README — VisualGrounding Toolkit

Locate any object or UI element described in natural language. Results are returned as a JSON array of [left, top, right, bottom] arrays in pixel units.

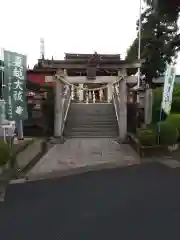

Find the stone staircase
[[64, 103, 119, 138]]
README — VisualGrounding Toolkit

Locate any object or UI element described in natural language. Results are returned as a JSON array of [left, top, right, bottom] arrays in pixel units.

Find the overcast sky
[[0, 0, 180, 73]]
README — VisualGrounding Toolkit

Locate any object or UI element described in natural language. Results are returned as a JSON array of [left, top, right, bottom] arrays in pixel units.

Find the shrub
[[136, 127, 156, 146], [0, 141, 11, 166], [171, 97, 180, 113], [152, 85, 180, 123], [158, 121, 179, 145], [166, 114, 180, 132]]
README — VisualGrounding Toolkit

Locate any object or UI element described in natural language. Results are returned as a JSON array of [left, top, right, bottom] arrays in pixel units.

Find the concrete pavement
[[27, 138, 140, 180], [1, 162, 180, 239]]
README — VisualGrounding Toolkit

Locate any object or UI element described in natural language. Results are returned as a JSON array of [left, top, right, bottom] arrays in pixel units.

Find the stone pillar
[[79, 84, 84, 102], [119, 77, 127, 141], [144, 88, 153, 125], [54, 79, 63, 137], [107, 83, 112, 103]]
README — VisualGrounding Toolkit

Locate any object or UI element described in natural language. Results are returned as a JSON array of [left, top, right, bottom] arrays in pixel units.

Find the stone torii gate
[[54, 69, 129, 140], [33, 53, 144, 140]]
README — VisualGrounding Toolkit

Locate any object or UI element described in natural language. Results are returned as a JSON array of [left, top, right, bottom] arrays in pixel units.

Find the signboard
[[0, 100, 6, 124], [3, 50, 28, 120], [161, 64, 176, 115]]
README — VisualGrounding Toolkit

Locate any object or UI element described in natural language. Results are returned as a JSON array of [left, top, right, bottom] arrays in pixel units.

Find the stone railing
[[61, 84, 71, 135], [54, 72, 72, 138], [112, 81, 121, 136]]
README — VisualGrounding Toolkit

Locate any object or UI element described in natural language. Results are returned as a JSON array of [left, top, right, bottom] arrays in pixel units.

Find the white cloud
[[0, 0, 179, 73]]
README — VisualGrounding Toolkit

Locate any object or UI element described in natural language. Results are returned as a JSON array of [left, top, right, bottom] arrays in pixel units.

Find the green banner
[[0, 100, 6, 124], [161, 64, 176, 115], [3, 50, 28, 120]]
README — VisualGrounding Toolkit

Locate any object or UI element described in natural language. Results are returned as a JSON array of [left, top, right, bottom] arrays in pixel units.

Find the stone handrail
[[112, 82, 120, 136], [61, 84, 71, 136]]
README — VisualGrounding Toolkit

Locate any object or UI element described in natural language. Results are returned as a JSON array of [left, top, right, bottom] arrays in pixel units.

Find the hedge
[[166, 114, 180, 132], [136, 121, 179, 146], [158, 121, 179, 145], [152, 85, 180, 123], [0, 141, 11, 166], [171, 97, 180, 113], [136, 127, 156, 146]]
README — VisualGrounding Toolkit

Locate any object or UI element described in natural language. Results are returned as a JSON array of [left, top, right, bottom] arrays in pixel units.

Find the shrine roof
[[31, 52, 144, 74], [35, 59, 143, 68], [64, 53, 121, 61]]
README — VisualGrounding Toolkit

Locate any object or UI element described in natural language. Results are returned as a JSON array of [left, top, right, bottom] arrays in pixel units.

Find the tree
[[126, 7, 180, 86], [144, 0, 180, 22]]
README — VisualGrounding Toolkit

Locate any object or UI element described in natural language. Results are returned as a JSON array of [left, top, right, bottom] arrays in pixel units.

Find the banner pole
[[137, 0, 142, 104], [157, 108, 163, 145], [1, 48, 4, 99], [17, 120, 24, 140]]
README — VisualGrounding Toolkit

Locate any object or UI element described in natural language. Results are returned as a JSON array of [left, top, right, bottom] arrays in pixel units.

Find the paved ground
[[16, 139, 43, 170], [27, 138, 140, 179], [1, 162, 180, 239]]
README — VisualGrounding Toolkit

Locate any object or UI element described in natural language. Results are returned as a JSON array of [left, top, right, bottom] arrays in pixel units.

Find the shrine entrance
[[71, 83, 109, 103], [33, 52, 143, 140], [83, 83, 108, 103]]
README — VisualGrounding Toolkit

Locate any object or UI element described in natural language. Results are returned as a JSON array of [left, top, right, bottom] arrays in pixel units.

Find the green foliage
[[152, 85, 180, 123], [166, 114, 180, 132], [144, 0, 180, 22], [171, 97, 180, 113], [0, 141, 11, 166], [158, 121, 179, 145], [137, 127, 156, 146], [126, 5, 180, 84], [137, 120, 179, 146]]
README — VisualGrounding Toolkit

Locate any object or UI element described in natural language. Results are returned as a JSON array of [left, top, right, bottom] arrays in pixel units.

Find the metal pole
[[17, 120, 24, 140], [1, 48, 4, 99], [137, 0, 142, 103]]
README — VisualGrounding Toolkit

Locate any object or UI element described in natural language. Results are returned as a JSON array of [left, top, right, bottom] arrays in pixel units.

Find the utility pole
[[137, 0, 142, 103]]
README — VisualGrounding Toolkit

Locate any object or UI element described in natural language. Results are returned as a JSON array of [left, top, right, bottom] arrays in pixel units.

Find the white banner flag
[[161, 64, 176, 115]]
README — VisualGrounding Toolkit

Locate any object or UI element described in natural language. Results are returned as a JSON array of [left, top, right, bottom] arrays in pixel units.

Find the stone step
[[66, 124, 118, 128], [68, 114, 116, 117], [65, 122, 118, 129], [65, 102, 118, 138], [69, 105, 115, 113], [66, 118, 117, 125], [68, 118, 116, 122], [65, 132, 118, 137], [70, 103, 113, 107], [67, 112, 116, 117], [65, 128, 118, 133], [65, 135, 118, 138], [69, 108, 115, 112]]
